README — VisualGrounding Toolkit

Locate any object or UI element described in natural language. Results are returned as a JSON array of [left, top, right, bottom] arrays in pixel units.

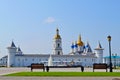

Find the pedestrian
[[46, 66, 49, 72], [81, 66, 84, 72]]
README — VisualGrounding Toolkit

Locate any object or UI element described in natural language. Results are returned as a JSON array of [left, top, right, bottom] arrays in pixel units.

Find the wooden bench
[[93, 63, 108, 72], [31, 63, 45, 72], [45, 65, 82, 72]]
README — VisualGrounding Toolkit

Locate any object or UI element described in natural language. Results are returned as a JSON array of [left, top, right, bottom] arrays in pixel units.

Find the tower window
[[58, 43, 60, 47], [58, 51, 60, 55]]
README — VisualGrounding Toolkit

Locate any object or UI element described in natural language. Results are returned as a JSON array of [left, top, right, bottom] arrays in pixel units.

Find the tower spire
[[11, 41, 16, 48], [77, 34, 84, 46], [95, 41, 104, 50], [54, 28, 61, 39], [86, 42, 92, 52], [56, 28, 59, 35], [98, 41, 102, 48], [78, 34, 81, 41]]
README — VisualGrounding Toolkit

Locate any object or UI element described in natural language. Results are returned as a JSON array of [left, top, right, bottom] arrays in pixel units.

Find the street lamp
[[107, 35, 113, 72]]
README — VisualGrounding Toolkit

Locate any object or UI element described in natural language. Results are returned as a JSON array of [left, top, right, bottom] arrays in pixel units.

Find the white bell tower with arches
[[53, 28, 63, 55]]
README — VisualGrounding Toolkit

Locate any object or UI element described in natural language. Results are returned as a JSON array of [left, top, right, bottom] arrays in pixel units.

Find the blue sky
[[0, 0, 120, 58]]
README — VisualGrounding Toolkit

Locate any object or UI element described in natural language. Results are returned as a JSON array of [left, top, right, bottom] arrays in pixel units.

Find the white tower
[[53, 28, 63, 55], [7, 41, 17, 67], [94, 42, 104, 63]]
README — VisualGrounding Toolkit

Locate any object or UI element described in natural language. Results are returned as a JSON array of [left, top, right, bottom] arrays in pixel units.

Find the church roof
[[11, 41, 16, 48], [86, 42, 92, 53], [95, 42, 104, 50], [17, 47, 22, 52]]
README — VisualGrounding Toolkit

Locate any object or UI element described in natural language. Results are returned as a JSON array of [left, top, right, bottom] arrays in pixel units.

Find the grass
[[5, 72, 120, 77]]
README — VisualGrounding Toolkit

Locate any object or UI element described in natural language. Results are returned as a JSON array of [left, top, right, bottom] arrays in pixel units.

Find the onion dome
[[71, 42, 74, 49], [77, 35, 84, 46], [54, 28, 61, 39], [75, 41, 78, 48]]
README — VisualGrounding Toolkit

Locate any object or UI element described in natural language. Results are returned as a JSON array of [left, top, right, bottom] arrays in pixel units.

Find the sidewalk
[[0, 77, 120, 80]]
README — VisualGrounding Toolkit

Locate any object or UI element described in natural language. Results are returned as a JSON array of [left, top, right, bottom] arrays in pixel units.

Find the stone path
[[0, 77, 120, 80]]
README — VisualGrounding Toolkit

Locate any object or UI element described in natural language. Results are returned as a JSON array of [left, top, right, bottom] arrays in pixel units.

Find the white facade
[[0, 29, 104, 67]]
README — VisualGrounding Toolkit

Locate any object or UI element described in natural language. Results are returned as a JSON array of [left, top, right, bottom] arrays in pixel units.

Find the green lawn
[[5, 72, 120, 77]]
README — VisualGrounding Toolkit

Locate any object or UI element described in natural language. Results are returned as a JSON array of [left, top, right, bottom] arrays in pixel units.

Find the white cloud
[[44, 17, 55, 24]]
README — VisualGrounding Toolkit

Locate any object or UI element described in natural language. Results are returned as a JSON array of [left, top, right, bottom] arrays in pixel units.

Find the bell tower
[[94, 42, 104, 63], [53, 28, 63, 55]]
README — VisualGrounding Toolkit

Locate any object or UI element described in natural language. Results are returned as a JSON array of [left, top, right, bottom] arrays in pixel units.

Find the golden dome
[[77, 35, 84, 46], [54, 34, 61, 39], [54, 28, 61, 39]]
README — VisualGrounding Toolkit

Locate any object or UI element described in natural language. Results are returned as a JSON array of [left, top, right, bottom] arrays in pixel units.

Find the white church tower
[[94, 42, 104, 63], [7, 41, 17, 67], [53, 28, 63, 55]]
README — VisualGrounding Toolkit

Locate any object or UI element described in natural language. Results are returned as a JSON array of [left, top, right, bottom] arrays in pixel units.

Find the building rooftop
[[104, 56, 120, 59]]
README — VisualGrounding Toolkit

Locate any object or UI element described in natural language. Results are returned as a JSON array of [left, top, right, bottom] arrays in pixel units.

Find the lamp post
[[115, 54, 117, 68], [107, 35, 113, 72]]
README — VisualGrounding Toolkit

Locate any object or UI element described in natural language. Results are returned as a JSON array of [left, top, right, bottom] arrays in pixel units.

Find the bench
[[93, 63, 108, 72], [45, 65, 82, 72], [31, 63, 45, 72]]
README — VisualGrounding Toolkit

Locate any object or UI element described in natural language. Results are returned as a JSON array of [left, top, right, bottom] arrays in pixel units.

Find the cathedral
[[0, 28, 104, 67]]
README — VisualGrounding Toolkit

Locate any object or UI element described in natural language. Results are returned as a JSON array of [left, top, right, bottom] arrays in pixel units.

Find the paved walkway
[[0, 77, 120, 80], [0, 67, 30, 75], [0, 67, 120, 80]]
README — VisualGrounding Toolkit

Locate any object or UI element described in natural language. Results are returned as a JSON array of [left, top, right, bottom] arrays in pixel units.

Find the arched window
[[58, 51, 60, 55], [58, 43, 60, 47]]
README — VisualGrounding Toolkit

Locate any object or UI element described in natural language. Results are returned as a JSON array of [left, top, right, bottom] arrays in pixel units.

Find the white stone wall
[[12, 54, 98, 67]]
